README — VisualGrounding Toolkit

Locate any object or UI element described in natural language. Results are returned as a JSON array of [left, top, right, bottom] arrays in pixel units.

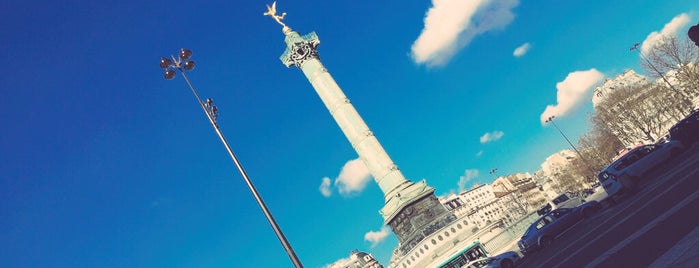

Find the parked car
[[597, 140, 684, 198], [462, 251, 520, 268], [518, 201, 601, 255], [581, 185, 609, 204], [669, 109, 699, 145], [536, 192, 584, 216]]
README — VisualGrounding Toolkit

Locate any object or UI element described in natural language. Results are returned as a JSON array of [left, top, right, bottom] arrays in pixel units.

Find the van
[[536, 192, 583, 216]]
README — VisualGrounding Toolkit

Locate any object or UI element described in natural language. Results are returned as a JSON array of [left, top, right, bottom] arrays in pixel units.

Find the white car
[[581, 185, 609, 204], [536, 192, 584, 216], [597, 140, 684, 198], [462, 251, 520, 268]]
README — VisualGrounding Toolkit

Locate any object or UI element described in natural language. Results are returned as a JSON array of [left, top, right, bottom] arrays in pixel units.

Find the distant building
[[327, 250, 383, 268], [459, 184, 497, 208], [440, 183, 529, 229], [531, 170, 557, 200], [492, 173, 546, 213], [592, 69, 647, 107], [592, 69, 699, 147], [539, 150, 576, 195]]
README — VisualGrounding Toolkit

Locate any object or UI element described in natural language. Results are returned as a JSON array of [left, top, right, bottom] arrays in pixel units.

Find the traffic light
[[689, 23, 699, 47]]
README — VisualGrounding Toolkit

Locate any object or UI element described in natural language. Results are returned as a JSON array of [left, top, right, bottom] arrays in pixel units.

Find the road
[[516, 145, 699, 268]]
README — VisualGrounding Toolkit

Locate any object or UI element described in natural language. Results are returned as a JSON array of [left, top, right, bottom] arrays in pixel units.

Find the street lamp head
[[183, 60, 196, 71], [160, 57, 174, 69], [160, 49, 195, 80], [630, 43, 640, 51], [164, 69, 176, 80], [179, 48, 193, 61]]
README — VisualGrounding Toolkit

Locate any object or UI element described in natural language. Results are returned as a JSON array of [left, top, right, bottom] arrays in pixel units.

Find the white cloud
[[364, 226, 391, 248], [540, 69, 604, 124], [476, 150, 484, 157], [411, 0, 519, 67], [458, 169, 479, 192], [317, 158, 372, 197], [480, 131, 504, 144], [641, 13, 691, 55], [335, 158, 372, 197], [513, 42, 531, 57], [319, 177, 332, 197]]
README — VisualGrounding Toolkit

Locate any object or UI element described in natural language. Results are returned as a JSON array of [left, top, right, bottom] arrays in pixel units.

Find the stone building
[[327, 250, 383, 268]]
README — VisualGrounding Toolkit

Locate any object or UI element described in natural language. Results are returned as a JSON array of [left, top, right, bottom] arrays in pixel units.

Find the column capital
[[280, 31, 320, 68]]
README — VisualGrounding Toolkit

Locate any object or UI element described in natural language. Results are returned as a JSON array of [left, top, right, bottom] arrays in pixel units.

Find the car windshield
[[597, 172, 609, 182], [552, 208, 570, 218], [537, 203, 552, 215], [553, 194, 569, 205]]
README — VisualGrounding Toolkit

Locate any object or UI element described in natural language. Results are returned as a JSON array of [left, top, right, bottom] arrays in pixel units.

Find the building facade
[[327, 250, 383, 268]]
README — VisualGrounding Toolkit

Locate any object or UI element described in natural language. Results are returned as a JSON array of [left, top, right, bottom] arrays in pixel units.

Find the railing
[[481, 212, 540, 254]]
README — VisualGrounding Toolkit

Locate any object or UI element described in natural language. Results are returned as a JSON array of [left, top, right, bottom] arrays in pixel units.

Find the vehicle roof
[[554, 193, 570, 198], [611, 144, 644, 162], [605, 143, 652, 169]]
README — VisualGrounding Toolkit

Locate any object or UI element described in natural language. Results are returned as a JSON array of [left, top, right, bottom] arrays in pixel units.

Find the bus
[[437, 241, 489, 268]]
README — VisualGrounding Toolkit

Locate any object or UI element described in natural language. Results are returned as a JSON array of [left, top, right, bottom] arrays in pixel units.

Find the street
[[516, 145, 699, 267]]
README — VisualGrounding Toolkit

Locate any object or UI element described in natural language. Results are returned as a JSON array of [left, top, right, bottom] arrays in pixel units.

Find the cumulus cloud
[[480, 131, 504, 144], [458, 169, 479, 192], [319, 177, 332, 197], [411, 0, 519, 67], [540, 69, 604, 124], [513, 42, 531, 57], [641, 13, 691, 54], [318, 158, 372, 198], [364, 226, 391, 248], [335, 158, 372, 196]]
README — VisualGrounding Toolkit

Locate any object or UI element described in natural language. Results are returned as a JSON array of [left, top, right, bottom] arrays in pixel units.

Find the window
[[552, 208, 570, 218], [640, 145, 656, 156], [536, 216, 554, 230], [535, 219, 546, 229]]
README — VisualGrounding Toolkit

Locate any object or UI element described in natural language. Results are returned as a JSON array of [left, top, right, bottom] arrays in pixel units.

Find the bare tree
[[594, 83, 666, 144], [578, 124, 624, 171], [642, 35, 699, 109], [559, 36, 699, 184]]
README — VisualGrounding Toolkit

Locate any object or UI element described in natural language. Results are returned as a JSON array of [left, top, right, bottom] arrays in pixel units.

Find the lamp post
[[544, 116, 596, 181], [629, 43, 692, 108], [159, 49, 303, 268]]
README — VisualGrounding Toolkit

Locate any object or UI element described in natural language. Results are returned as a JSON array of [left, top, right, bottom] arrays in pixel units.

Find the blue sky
[[1, 0, 698, 267]]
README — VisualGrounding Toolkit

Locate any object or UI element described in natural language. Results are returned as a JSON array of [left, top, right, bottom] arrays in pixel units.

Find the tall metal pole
[[160, 50, 303, 268], [545, 116, 597, 181]]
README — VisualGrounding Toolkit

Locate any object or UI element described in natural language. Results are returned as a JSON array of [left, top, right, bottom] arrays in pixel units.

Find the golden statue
[[264, 1, 287, 28]]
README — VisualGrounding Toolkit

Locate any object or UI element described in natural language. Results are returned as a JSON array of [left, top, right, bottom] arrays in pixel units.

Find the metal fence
[[481, 212, 540, 254]]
